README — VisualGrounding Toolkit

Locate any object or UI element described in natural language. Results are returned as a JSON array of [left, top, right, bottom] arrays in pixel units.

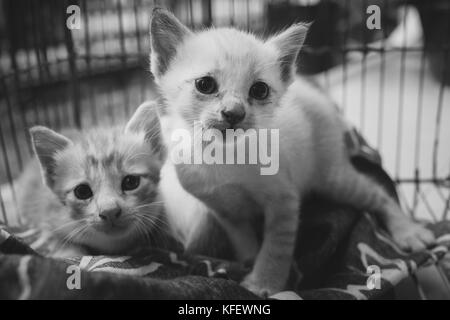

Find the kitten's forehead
[[83, 129, 154, 170], [173, 28, 278, 79], [54, 128, 158, 189], [84, 129, 127, 163]]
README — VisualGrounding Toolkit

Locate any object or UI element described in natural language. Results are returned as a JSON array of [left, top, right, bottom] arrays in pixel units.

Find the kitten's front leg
[[378, 198, 435, 252], [241, 196, 299, 297]]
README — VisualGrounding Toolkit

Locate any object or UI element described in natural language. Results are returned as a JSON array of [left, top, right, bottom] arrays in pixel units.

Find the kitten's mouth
[[219, 125, 248, 138], [202, 121, 246, 136]]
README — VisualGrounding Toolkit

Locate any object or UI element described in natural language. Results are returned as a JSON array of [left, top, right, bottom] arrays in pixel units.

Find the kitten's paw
[[391, 222, 436, 252], [240, 280, 271, 298], [240, 275, 281, 298]]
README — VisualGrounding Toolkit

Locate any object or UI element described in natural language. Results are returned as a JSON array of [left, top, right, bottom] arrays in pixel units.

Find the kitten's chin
[[72, 223, 138, 254], [91, 222, 129, 235]]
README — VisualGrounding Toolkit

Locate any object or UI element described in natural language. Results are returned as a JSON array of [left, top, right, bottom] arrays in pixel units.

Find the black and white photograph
[[0, 0, 449, 304]]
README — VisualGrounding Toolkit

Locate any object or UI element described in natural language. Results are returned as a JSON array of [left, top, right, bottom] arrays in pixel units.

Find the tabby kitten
[[19, 102, 166, 256]]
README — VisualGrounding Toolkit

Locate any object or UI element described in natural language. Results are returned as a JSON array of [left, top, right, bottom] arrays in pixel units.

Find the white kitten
[[151, 9, 435, 296]]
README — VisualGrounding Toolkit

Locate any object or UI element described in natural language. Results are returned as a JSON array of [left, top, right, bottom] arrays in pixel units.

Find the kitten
[[18, 101, 166, 257], [150, 9, 436, 296]]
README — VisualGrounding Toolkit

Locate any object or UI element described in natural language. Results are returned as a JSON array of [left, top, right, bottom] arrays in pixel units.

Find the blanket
[[1, 129, 450, 300]]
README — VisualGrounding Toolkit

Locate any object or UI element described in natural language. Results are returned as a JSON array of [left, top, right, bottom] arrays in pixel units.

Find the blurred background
[[0, 0, 449, 225]]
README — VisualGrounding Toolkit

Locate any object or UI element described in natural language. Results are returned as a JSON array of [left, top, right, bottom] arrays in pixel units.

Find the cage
[[0, 0, 449, 228]]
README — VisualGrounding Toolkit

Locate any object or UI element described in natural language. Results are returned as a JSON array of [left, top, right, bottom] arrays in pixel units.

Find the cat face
[[30, 102, 165, 253], [150, 8, 308, 132]]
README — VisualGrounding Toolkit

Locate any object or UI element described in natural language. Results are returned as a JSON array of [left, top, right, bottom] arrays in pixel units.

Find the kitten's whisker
[[55, 224, 90, 253], [132, 201, 164, 209], [137, 213, 170, 247], [62, 225, 88, 246], [135, 219, 152, 245], [134, 212, 168, 228], [50, 218, 88, 234]]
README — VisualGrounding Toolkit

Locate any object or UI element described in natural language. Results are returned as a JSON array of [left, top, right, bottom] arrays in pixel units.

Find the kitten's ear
[[150, 8, 192, 78], [266, 22, 310, 82], [125, 101, 166, 161], [30, 126, 73, 188]]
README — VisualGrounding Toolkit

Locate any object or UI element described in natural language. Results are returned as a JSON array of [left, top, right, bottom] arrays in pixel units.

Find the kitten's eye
[[195, 76, 217, 94], [249, 82, 269, 100], [74, 184, 93, 200], [122, 175, 140, 191]]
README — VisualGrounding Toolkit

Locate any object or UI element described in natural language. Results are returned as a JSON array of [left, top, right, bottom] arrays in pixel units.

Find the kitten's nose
[[99, 207, 122, 224], [221, 105, 246, 126]]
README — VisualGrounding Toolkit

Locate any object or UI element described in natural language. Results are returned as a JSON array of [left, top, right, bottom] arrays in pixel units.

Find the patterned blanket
[[1, 129, 450, 300]]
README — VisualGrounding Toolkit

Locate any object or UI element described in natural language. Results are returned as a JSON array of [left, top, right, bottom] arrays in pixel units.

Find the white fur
[[152, 11, 435, 296]]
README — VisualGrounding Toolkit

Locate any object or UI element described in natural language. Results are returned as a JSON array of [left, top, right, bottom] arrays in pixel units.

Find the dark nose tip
[[99, 208, 121, 223], [221, 108, 246, 126]]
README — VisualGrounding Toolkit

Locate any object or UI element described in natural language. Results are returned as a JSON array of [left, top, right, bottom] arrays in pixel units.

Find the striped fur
[[21, 103, 165, 255]]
